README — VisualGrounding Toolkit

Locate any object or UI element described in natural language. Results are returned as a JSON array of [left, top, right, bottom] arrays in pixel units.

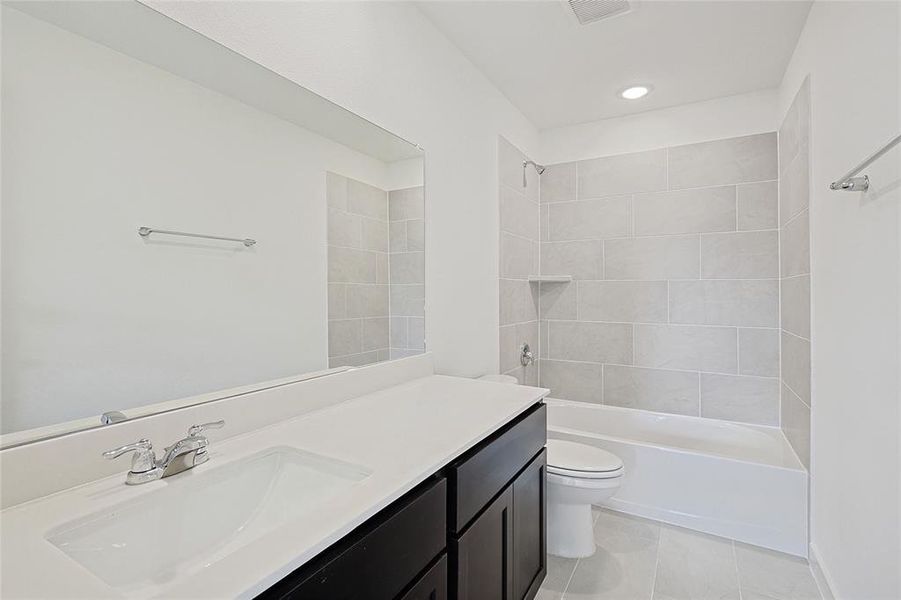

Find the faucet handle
[[188, 420, 225, 437], [103, 439, 156, 473]]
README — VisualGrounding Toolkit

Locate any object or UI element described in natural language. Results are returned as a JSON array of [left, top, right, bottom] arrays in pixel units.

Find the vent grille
[[567, 0, 632, 25]]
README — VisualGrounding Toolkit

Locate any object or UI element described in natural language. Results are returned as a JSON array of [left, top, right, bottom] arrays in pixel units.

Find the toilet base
[[547, 501, 596, 558]]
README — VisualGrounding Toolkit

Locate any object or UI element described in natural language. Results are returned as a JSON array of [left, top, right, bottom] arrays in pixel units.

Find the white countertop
[[0, 375, 547, 599]]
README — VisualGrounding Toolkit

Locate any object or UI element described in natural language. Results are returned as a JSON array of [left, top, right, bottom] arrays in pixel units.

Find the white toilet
[[546, 439, 624, 558]]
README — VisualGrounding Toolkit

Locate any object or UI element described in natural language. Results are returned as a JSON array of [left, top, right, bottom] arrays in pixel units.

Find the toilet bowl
[[546, 439, 624, 558]]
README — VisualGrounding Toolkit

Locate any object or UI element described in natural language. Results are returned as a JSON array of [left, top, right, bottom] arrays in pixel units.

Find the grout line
[[544, 227, 780, 244], [543, 318, 779, 331], [560, 557, 580, 600], [733, 540, 744, 600], [735, 185, 739, 231], [649, 528, 662, 600], [782, 328, 812, 343]]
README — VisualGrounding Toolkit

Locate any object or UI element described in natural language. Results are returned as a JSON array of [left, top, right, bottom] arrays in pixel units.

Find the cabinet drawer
[[448, 403, 546, 533], [259, 477, 447, 599], [400, 554, 448, 600]]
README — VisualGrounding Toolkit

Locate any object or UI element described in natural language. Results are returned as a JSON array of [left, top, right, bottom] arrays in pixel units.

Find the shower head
[[522, 160, 546, 187]]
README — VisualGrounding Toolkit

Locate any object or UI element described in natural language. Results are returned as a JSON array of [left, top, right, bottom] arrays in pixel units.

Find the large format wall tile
[[737, 181, 778, 231], [390, 284, 424, 317], [779, 145, 810, 226], [390, 251, 425, 284], [579, 281, 668, 323], [534, 133, 783, 426], [346, 284, 389, 318], [539, 359, 603, 404], [700, 374, 780, 425], [362, 317, 389, 352], [500, 232, 535, 279], [547, 321, 633, 364], [347, 179, 388, 220], [500, 278, 538, 325], [541, 240, 603, 279], [604, 235, 700, 280], [780, 385, 811, 469], [577, 148, 667, 198], [781, 331, 811, 405], [603, 365, 700, 416], [547, 196, 631, 240], [700, 231, 779, 279], [669, 280, 778, 327], [539, 282, 577, 320], [329, 174, 394, 364], [738, 328, 779, 377], [388, 187, 424, 221], [781, 275, 811, 339], [634, 324, 737, 374], [362, 217, 389, 252], [500, 184, 540, 239], [667, 133, 778, 189], [633, 186, 736, 235], [328, 319, 362, 357], [780, 210, 810, 277], [329, 247, 378, 283], [540, 162, 577, 204], [328, 208, 362, 249], [778, 80, 810, 464]]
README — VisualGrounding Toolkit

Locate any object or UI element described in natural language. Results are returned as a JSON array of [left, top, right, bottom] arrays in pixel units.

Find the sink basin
[[46, 446, 371, 596]]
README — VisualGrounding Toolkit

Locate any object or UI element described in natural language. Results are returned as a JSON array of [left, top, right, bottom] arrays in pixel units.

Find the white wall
[[142, 0, 541, 378], [778, 2, 900, 598], [0, 7, 394, 432], [539, 89, 778, 165]]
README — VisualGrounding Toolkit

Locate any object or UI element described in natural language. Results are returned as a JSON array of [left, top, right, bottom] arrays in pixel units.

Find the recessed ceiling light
[[620, 85, 651, 100]]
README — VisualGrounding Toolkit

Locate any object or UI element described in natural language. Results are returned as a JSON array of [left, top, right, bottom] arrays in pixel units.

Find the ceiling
[[416, 0, 812, 130]]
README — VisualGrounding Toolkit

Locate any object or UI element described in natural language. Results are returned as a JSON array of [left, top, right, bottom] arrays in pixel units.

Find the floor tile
[[735, 542, 821, 600], [539, 555, 580, 600], [595, 508, 661, 543], [562, 513, 659, 599], [652, 526, 740, 600], [539, 509, 821, 600]]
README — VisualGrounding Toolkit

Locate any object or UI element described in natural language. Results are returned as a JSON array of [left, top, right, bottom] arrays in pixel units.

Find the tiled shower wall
[[778, 79, 812, 467], [327, 173, 425, 367], [498, 137, 540, 385], [388, 186, 426, 359], [538, 134, 782, 425]]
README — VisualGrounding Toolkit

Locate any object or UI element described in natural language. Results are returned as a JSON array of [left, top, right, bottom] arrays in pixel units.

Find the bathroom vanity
[[0, 359, 549, 599], [260, 402, 547, 600]]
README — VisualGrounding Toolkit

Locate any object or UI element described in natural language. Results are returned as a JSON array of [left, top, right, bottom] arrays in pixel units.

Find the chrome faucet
[[103, 420, 225, 485]]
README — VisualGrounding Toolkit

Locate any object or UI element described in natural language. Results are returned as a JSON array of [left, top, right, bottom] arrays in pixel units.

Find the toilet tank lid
[[547, 439, 623, 473]]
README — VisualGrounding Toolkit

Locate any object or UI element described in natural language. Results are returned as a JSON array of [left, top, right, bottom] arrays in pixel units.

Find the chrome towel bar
[[138, 226, 256, 247], [830, 133, 901, 192]]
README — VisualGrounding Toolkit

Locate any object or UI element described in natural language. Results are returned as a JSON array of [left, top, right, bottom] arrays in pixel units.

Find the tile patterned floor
[[537, 508, 823, 600]]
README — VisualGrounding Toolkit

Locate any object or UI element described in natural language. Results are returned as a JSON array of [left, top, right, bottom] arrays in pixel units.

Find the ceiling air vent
[[567, 0, 633, 25]]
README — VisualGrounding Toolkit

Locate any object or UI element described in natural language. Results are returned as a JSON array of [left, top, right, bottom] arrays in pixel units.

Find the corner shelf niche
[[527, 275, 572, 284]]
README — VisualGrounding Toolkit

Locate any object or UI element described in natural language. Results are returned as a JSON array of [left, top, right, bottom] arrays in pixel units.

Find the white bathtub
[[546, 399, 808, 556]]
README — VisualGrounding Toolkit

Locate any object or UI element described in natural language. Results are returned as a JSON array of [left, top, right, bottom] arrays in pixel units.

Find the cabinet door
[[400, 555, 447, 600], [513, 449, 547, 600], [450, 486, 514, 600]]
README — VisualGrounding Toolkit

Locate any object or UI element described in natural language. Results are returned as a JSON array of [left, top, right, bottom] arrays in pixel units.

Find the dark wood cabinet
[[400, 555, 448, 600], [451, 486, 514, 600], [256, 402, 546, 600], [449, 449, 547, 600], [513, 450, 547, 600], [258, 477, 447, 600]]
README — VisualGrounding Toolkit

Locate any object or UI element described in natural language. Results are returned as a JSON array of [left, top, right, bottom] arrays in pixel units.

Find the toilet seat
[[547, 439, 624, 480]]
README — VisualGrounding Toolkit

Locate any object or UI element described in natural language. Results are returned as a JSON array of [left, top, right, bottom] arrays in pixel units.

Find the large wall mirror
[[0, 1, 425, 447]]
